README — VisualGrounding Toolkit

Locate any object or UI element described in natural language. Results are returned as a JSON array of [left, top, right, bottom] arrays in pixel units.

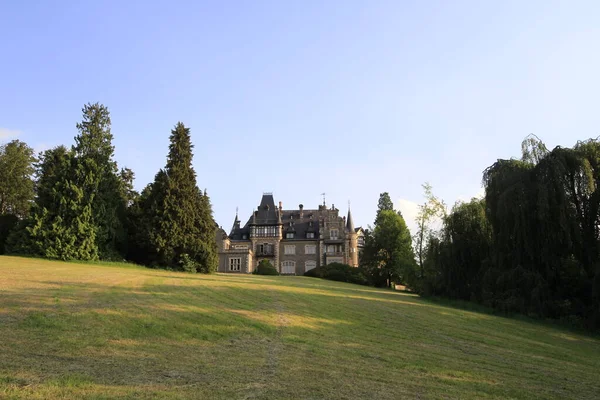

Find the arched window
[[305, 261, 316, 272], [281, 261, 296, 275]]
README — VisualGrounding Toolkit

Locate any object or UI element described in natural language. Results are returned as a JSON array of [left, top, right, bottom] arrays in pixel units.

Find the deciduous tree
[[0, 139, 36, 217], [414, 182, 446, 280]]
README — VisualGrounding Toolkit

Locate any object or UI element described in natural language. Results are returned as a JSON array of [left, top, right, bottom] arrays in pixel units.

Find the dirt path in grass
[[243, 288, 289, 400]]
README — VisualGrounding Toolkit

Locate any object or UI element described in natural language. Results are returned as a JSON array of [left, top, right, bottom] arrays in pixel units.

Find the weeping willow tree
[[422, 135, 600, 330], [420, 198, 491, 300], [482, 136, 600, 326]]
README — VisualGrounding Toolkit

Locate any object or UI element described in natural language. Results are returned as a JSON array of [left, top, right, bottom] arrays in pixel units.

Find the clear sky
[[1, 1, 599, 234]]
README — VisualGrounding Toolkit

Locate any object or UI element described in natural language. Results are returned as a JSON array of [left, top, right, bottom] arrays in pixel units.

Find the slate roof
[[228, 193, 353, 241], [251, 193, 279, 225], [280, 209, 319, 239], [346, 209, 355, 232]]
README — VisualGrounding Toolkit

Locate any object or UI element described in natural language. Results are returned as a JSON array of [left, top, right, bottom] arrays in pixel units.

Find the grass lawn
[[0, 256, 599, 399]]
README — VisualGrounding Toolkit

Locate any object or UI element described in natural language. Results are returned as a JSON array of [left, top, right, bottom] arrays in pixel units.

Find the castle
[[216, 193, 364, 274]]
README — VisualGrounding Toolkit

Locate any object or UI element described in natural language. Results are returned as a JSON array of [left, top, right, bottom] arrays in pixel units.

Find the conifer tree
[[72, 103, 126, 259], [375, 192, 394, 225], [134, 122, 217, 272], [8, 146, 98, 260]]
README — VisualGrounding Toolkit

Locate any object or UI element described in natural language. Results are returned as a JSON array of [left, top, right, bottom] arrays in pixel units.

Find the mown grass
[[0, 255, 599, 399]]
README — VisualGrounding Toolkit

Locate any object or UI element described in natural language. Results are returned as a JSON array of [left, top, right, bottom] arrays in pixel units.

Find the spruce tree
[[72, 103, 127, 259], [8, 146, 98, 260], [375, 192, 394, 225], [136, 122, 217, 272]]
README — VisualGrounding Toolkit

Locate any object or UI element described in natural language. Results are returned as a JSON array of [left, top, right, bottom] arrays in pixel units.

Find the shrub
[[254, 260, 278, 275], [304, 262, 370, 286], [178, 253, 198, 273]]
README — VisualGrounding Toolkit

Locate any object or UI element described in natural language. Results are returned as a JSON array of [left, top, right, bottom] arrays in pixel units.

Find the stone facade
[[216, 193, 361, 274]]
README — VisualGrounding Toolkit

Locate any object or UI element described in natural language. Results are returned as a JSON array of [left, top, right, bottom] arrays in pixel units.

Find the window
[[229, 258, 241, 271], [258, 243, 272, 255], [306, 232, 315, 239], [281, 261, 296, 274], [242, 234, 248, 240], [305, 245, 316, 255], [286, 232, 294, 239], [330, 229, 339, 239], [327, 245, 337, 254], [305, 261, 316, 272], [284, 245, 295, 255], [252, 226, 278, 237]]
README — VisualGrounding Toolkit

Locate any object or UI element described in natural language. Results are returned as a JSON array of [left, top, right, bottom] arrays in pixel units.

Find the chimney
[[299, 204, 304, 219], [279, 201, 282, 210]]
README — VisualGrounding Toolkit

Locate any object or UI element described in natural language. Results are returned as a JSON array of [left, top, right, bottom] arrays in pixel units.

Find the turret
[[346, 205, 358, 267], [230, 208, 240, 236], [346, 207, 355, 232]]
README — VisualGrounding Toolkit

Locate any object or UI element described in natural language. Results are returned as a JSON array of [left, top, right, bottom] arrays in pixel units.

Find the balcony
[[256, 250, 275, 257]]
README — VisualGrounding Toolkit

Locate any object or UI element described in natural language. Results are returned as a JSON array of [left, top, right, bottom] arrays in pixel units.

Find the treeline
[[0, 103, 217, 272], [417, 136, 600, 329]]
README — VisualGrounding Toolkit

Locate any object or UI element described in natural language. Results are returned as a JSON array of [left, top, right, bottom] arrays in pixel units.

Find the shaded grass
[[0, 255, 599, 399]]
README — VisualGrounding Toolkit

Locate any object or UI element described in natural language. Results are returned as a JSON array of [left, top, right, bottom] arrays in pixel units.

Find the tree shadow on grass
[[2, 276, 600, 399]]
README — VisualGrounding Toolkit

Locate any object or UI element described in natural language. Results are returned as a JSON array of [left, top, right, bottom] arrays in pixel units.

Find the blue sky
[[2, 1, 600, 233]]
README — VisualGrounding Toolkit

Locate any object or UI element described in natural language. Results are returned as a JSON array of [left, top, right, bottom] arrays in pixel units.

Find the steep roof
[[246, 193, 279, 225], [230, 212, 240, 235], [228, 193, 356, 241], [346, 208, 355, 232], [280, 209, 318, 239]]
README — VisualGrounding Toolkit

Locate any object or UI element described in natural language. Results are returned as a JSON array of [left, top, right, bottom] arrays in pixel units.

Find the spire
[[229, 207, 240, 235], [346, 203, 355, 232]]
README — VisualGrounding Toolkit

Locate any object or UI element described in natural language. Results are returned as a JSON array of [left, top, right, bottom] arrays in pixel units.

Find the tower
[[346, 205, 358, 267]]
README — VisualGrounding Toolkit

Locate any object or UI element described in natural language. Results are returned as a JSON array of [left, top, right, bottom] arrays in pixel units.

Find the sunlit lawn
[[0, 255, 599, 399]]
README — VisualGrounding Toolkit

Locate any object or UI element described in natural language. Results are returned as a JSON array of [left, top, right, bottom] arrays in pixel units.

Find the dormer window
[[306, 232, 315, 239], [286, 232, 295, 239]]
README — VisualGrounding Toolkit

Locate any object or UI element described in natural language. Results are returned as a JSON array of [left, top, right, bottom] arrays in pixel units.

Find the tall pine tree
[[132, 122, 217, 272], [72, 103, 127, 259]]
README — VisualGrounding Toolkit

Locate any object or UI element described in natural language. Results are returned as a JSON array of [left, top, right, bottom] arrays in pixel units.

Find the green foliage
[[422, 136, 600, 330], [361, 209, 417, 287], [375, 192, 394, 225], [8, 146, 98, 260], [304, 262, 369, 285], [0, 139, 36, 218], [253, 259, 278, 275], [413, 182, 446, 280], [179, 253, 198, 273], [73, 103, 127, 260], [420, 198, 491, 298], [128, 122, 218, 272], [7, 104, 131, 262]]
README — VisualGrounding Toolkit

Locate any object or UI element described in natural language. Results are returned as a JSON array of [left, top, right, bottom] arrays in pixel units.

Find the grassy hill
[[1, 256, 599, 399]]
